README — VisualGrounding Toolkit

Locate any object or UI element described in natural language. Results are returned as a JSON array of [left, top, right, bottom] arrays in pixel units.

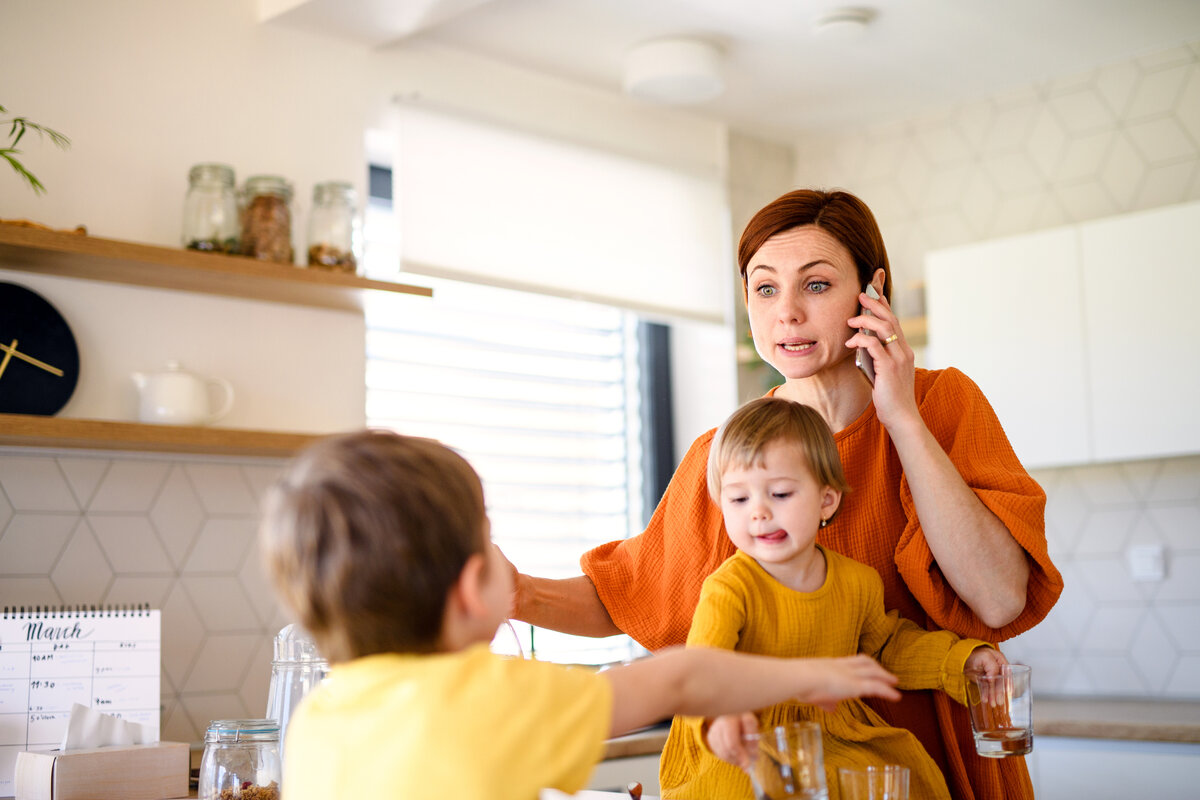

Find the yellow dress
[[284, 643, 612, 800], [659, 547, 987, 800]]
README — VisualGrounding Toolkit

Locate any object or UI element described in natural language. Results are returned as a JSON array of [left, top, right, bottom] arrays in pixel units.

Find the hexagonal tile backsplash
[[0, 450, 292, 746]]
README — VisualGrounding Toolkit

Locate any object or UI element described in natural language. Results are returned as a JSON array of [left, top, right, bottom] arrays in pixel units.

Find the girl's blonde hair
[[707, 397, 851, 503]]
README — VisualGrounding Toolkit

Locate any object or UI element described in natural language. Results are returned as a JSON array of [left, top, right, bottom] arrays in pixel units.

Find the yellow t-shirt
[[659, 547, 988, 800], [283, 643, 613, 800]]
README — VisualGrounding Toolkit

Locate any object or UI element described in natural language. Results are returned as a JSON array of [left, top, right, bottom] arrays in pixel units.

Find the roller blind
[[393, 106, 731, 323], [363, 179, 647, 665]]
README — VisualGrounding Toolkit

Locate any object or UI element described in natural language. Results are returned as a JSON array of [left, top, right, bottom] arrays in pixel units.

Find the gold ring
[[883, 334, 899, 345]]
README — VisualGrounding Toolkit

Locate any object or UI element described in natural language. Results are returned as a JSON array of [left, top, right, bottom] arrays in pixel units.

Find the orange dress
[[582, 367, 1064, 800]]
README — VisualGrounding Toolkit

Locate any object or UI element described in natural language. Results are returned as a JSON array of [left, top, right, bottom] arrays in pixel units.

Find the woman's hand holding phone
[[848, 283, 918, 432]]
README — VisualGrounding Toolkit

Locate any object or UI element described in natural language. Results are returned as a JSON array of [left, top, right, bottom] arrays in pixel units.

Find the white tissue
[[59, 703, 156, 750]]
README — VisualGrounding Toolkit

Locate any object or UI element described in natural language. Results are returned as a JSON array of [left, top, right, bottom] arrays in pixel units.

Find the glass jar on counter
[[240, 175, 294, 264], [182, 163, 240, 254], [306, 180, 361, 274], [199, 719, 281, 800]]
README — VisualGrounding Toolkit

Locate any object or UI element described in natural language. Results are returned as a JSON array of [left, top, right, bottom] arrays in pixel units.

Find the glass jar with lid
[[306, 180, 361, 274], [240, 175, 294, 264], [199, 719, 281, 800], [182, 163, 239, 254]]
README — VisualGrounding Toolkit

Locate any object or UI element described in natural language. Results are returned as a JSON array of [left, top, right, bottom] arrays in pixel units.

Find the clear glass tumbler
[[743, 720, 828, 799], [965, 663, 1033, 757]]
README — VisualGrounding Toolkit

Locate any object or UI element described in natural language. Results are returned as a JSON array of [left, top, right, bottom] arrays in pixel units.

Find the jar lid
[[312, 180, 356, 204], [204, 718, 279, 743], [244, 175, 293, 201], [272, 623, 327, 664], [188, 163, 235, 185]]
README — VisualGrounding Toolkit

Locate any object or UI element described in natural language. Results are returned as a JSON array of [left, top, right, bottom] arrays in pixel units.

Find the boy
[[658, 397, 1008, 800], [259, 429, 902, 800]]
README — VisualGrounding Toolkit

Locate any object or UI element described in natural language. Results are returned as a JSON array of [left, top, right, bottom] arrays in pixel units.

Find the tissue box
[[13, 741, 189, 800]]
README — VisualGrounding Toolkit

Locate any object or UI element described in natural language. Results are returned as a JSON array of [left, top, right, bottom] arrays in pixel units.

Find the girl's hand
[[964, 646, 1009, 678], [706, 712, 758, 769], [846, 289, 919, 433]]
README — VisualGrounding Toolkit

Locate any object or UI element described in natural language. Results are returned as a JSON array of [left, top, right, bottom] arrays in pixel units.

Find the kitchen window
[[362, 167, 650, 665]]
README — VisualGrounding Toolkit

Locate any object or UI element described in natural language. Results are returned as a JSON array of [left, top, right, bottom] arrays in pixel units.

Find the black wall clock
[[0, 281, 80, 415]]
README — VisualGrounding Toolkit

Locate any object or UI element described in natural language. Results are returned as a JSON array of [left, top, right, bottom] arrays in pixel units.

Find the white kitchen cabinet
[[925, 199, 1200, 468], [925, 227, 1090, 468], [1028, 737, 1200, 800], [1079, 202, 1200, 462]]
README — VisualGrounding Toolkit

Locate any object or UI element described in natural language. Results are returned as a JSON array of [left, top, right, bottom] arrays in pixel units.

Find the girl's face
[[718, 440, 841, 568], [744, 225, 868, 381]]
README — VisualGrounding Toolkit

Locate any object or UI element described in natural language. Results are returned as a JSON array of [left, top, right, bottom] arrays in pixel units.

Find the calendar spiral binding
[[1, 603, 152, 618]]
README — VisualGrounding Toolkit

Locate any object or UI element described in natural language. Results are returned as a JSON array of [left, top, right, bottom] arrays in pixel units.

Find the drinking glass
[[965, 663, 1033, 757], [743, 721, 828, 799], [837, 764, 910, 800]]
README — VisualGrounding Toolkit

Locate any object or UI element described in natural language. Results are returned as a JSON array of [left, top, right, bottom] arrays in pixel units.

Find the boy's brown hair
[[707, 397, 851, 502], [259, 430, 487, 663]]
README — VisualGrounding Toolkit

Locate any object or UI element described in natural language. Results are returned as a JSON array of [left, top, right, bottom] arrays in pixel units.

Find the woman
[[509, 189, 1063, 800]]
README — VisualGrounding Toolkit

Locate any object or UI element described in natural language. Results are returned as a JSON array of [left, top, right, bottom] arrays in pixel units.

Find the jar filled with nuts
[[240, 175, 294, 264], [306, 180, 361, 274], [182, 163, 240, 254], [199, 719, 281, 800]]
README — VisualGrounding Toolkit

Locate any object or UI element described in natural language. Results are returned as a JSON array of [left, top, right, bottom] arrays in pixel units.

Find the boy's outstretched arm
[[601, 647, 900, 738]]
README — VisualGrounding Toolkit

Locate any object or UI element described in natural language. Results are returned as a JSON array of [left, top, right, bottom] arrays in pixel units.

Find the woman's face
[[745, 225, 866, 381]]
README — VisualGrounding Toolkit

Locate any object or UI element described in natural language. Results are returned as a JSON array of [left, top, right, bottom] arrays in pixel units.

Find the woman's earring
[[820, 517, 828, 528]]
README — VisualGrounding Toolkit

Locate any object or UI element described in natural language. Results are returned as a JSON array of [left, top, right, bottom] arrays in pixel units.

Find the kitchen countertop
[[1034, 697, 1200, 744], [598, 699, 1200, 761]]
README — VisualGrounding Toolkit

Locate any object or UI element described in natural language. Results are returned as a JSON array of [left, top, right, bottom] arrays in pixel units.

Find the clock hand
[[0, 340, 64, 377], [0, 339, 15, 382]]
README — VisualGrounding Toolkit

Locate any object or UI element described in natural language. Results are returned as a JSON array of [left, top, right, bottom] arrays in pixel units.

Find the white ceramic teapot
[[132, 360, 234, 426]]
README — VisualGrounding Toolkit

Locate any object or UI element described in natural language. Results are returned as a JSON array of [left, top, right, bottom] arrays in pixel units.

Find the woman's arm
[[850, 291, 1031, 629], [508, 568, 622, 638], [603, 648, 900, 738]]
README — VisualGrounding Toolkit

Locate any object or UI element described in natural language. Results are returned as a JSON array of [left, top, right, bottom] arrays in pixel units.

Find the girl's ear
[[820, 486, 843, 524]]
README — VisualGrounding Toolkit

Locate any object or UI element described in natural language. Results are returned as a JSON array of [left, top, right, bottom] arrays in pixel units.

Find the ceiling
[[266, 0, 1200, 140]]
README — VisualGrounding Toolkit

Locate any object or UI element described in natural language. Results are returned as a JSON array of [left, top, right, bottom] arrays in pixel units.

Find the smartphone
[[855, 284, 881, 384]]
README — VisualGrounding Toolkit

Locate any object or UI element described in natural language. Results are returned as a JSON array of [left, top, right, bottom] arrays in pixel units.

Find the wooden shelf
[[0, 223, 431, 311], [0, 414, 325, 457]]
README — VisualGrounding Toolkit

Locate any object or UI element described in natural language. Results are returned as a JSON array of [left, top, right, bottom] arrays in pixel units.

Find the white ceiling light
[[812, 7, 877, 40], [623, 37, 725, 105]]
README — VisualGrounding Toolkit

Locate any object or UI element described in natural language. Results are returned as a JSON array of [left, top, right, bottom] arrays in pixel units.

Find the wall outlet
[[1127, 544, 1166, 582]]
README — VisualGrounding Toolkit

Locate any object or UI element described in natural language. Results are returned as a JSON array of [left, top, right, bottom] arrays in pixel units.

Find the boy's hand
[[706, 712, 758, 770], [964, 646, 1008, 678], [803, 655, 901, 711]]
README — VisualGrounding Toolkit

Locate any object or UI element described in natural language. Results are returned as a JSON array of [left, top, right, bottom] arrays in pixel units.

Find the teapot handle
[[205, 377, 236, 425]]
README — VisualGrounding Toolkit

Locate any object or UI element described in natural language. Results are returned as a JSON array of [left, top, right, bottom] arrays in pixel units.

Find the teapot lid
[[272, 623, 327, 664]]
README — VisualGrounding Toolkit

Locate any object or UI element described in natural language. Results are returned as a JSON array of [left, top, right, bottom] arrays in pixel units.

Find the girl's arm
[[601, 647, 899, 738]]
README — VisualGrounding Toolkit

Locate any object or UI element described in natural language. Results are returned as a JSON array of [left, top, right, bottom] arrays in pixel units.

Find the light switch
[[1128, 544, 1166, 582]]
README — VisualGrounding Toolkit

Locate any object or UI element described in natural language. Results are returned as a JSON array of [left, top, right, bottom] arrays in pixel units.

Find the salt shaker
[[306, 180, 361, 273], [182, 163, 239, 254], [265, 623, 328, 768], [198, 719, 281, 800]]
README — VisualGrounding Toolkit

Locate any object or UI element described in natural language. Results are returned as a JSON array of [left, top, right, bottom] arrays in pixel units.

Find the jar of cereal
[[240, 175, 294, 264], [198, 719, 281, 800]]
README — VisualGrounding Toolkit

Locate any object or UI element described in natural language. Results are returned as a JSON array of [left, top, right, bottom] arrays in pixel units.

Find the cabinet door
[[1080, 200, 1200, 462], [925, 227, 1090, 468]]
